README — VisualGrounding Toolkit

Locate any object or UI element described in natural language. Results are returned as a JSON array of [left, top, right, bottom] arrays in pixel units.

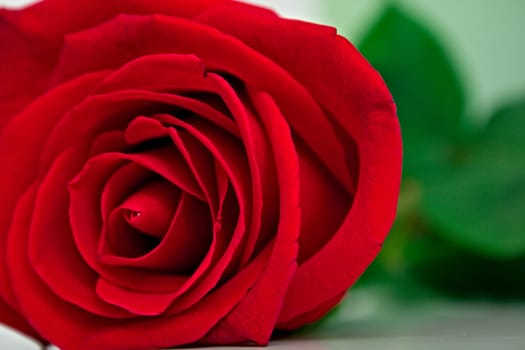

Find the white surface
[[2, 296, 525, 349], [0, 0, 33, 8], [0, 326, 40, 349]]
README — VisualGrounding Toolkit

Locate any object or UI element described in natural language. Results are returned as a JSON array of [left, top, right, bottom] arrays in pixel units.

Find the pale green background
[[325, 0, 525, 123]]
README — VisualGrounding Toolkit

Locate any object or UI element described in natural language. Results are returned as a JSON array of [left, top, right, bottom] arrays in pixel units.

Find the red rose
[[0, 0, 402, 349]]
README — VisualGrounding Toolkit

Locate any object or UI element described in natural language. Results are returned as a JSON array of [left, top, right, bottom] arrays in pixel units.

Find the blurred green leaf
[[359, 6, 466, 179], [422, 100, 525, 258], [355, 3, 524, 299], [361, 218, 525, 299], [479, 100, 525, 152], [404, 233, 525, 298]]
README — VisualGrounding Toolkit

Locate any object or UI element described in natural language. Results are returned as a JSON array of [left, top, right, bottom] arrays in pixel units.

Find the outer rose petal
[[0, 71, 109, 322], [0, 0, 227, 126], [0, 14, 55, 130], [27, 145, 135, 319], [197, 2, 403, 325]]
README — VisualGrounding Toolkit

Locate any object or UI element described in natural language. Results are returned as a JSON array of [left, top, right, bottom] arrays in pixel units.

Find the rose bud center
[[121, 178, 182, 239]]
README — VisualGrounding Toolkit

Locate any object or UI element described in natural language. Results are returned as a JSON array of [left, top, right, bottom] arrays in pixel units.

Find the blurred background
[[1, 0, 524, 348]]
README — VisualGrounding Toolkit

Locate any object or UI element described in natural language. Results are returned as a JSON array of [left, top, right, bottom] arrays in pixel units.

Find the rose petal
[[276, 291, 346, 330], [1, 0, 227, 40], [75, 146, 206, 201], [27, 144, 135, 319], [167, 125, 221, 217], [97, 55, 240, 137], [0, 71, 108, 310], [95, 278, 179, 317], [164, 185, 238, 314], [41, 89, 238, 168], [294, 141, 352, 263], [89, 130, 129, 156], [0, 13, 54, 129]]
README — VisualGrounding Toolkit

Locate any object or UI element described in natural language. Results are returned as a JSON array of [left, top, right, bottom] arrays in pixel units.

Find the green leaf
[[404, 233, 525, 298], [358, 6, 466, 179], [422, 100, 525, 258]]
